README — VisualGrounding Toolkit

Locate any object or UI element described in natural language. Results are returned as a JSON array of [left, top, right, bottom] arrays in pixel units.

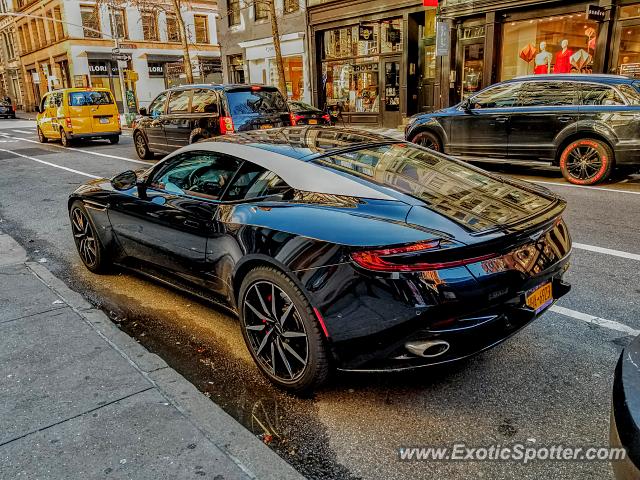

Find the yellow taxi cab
[[35, 87, 121, 147]]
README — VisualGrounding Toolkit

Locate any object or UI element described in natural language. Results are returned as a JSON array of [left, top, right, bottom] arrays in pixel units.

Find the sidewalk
[[0, 233, 304, 480]]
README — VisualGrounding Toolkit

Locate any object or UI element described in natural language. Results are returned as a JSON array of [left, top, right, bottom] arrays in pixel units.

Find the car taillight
[[290, 112, 297, 126], [65, 116, 72, 129], [220, 116, 234, 134], [322, 114, 330, 122], [117, 114, 121, 127], [350, 241, 498, 272]]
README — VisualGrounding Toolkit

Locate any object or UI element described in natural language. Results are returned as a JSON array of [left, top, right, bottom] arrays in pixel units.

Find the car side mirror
[[111, 170, 138, 191], [34, 106, 40, 113], [139, 107, 147, 116]]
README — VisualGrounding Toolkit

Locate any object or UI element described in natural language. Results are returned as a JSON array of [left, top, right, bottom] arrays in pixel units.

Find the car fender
[[555, 120, 619, 149], [406, 116, 447, 145]]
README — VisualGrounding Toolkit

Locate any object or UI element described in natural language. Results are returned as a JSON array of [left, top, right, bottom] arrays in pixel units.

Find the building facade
[[217, 0, 310, 102], [0, 0, 25, 108], [14, 0, 221, 112]]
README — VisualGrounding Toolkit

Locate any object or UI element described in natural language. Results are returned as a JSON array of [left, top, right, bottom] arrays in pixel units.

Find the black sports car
[[69, 127, 572, 391], [288, 101, 331, 126]]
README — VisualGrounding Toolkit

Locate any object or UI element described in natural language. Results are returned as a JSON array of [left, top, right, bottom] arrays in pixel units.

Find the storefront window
[[463, 44, 484, 98], [620, 4, 640, 19], [268, 56, 303, 100], [501, 13, 599, 80], [618, 25, 640, 77], [381, 19, 403, 53], [324, 26, 356, 59], [323, 61, 379, 113]]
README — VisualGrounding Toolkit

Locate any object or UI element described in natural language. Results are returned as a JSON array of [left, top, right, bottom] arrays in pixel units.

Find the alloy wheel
[[414, 132, 441, 152], [242, 281, 309, 382], [70, 207, 98, 268], [565, 144, 603, 182], [135, 134, 148, 158]]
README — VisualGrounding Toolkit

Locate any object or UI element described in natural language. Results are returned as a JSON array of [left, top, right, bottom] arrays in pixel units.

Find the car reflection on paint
[[68, 126, 572, 391]]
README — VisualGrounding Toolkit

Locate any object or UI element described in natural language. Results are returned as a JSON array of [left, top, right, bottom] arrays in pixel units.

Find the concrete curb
[[5, 246, 303, 479]]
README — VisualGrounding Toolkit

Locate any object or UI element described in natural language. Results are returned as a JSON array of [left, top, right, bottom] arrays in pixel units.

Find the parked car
[[405, 74, 640, 185], [0, 96, 16, 119], [133, 84, 292, 160], [611, 333, 640, 479], [69, 126, 571, 391], [35, 88, 121, 146], [288, 100, 331, 125]]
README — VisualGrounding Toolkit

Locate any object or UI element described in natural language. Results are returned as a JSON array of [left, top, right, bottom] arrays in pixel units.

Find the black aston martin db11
[[69, 127, 572, 391]]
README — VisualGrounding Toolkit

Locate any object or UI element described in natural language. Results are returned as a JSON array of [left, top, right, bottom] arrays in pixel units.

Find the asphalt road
[[1, 119, 639, 479]]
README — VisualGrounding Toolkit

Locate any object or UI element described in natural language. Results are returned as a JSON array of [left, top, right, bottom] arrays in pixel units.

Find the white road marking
[[532, 179, 640, 196], [11, 129, 33, 134], [551, 305, 640, 336], [0, 148, 100, 179], [573, 242, 640, 262], [1, 134, 152, 165]]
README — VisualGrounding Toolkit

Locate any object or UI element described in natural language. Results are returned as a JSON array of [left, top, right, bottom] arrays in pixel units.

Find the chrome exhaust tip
[[405, 339, 450, 358]]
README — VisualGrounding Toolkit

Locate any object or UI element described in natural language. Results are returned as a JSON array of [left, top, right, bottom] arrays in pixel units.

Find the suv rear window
[[226, 89, 288, 115], [69, 91, 113, 106]]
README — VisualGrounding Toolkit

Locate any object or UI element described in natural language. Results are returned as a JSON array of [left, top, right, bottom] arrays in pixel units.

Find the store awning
[[145, 54, 183, 63]]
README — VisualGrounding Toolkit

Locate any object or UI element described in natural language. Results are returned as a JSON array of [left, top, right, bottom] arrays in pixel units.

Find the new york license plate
[[260, 124, 273, 129], [526, 282, 553, 312], [99, 117, 110, 124], [308, 119, 318, 124]]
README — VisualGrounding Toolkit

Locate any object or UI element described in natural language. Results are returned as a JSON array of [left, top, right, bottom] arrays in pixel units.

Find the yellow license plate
[[308, 119, 318, 124], [260, 124, 273, 130], [526, 282, 553, 312]]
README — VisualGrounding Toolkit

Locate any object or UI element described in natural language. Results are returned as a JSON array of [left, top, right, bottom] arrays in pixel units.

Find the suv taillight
[[290, 112, 297, 126], [220, 116, 234, 134]]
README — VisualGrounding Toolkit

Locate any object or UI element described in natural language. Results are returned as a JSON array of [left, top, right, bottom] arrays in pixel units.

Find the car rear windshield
[[289, 101, 319, 112], [68, 91, 113, 106], [314, 143, 554, 231], [226, 89, 288, 115]]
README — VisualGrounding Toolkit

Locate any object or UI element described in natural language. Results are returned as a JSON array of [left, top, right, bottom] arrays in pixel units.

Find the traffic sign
[[111, 47, 120, 54], [112, 53, 131, 62]]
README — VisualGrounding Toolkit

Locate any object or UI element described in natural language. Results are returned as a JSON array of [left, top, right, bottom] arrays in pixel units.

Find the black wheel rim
[[566, 144, 603, 181], [418, 135, 439, 151], [135, 135, 146, 157], [243, 281, 309, 382], [38, 129, 43, 141], [71, 208, 98, 267]]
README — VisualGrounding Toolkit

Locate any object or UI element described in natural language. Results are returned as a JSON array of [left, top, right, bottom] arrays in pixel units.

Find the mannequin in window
[[534, 42, 552, 74], [554, 39, 573, 73]]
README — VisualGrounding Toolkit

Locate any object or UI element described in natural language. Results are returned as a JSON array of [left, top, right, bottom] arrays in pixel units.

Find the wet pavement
[[1, 120, 639, 478]]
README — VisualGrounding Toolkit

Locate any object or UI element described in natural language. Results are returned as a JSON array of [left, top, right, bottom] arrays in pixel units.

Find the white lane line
[[551, 305, 640, 336], [1, 134, 152, 165], [532, 180, 640, 196], [573, 243, 640, 262], [0, 148, 100, 179], [11, 129, 33, 134]]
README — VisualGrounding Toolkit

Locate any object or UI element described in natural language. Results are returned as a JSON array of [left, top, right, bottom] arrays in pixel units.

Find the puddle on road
[[71, 269, 360, 480]]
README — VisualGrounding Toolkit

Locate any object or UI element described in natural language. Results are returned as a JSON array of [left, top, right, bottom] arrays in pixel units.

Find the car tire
[[37, 127, 48, 143], [109, 135, 120, 145], [60, 127, 71, 147], [69, 201, 111, 274], [559, 138, 614, 185], [411, 130, 442, 152], [238, 266, 331, 392], [134, 131, 154, 160]]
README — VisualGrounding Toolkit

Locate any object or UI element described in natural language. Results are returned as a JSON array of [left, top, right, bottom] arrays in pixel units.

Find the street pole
[[110, 8, 129, 118]]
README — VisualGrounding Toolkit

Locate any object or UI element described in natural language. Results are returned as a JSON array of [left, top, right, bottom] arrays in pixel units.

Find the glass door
[[461, 42, 484, 101], [382, 56, 401, 127], [613, 16, 640, 78]]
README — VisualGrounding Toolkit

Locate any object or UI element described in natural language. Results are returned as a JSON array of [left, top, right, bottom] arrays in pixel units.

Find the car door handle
[[495, 116, 509, 123], [184, 220, 200, 228], [558, 116, 574, 123]]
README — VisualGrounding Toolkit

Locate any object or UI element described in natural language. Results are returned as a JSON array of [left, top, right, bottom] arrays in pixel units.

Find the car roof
[[47, 87, 112, 94], [166, 83, 280, 92], [202, 126, 399, 160], [168, 132, 401, 201], [510, 74, 635, 85]]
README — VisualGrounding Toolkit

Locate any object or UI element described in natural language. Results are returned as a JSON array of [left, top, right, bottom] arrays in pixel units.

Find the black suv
[[133, 84, 292, 159], [405, 74, 640, 185]]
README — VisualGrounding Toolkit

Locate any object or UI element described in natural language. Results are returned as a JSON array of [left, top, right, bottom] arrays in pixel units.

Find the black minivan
[[133, 84, 293, 159], [405, 74, 640, 185]]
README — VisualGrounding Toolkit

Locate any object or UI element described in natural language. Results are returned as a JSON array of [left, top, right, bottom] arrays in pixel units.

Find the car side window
[[518, 82, 578, 107], [223, 161, 292, 202], [167, 90, 191, 114], [192, 89, 218, 114], [618, 84, 640, 105], [148, 92, 168, 118], [581, 84, 625, 106], [40, 95, 48, 111], [150, 152, 242, 200], [470, 82, 522, 109]]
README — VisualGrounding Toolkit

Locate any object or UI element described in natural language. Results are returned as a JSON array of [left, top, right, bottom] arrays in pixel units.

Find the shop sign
[[459, 25, 485, 40], [358, 26, 374, 42], [353, 63, 378, 73], [148, 62, 165, 77], [31, 71, 40, 83], [620, 63, 640, 78], [586, 5, 606, 21], [387, 27, 401, 45], [88, 61, 118, 76], [436, 22, 450, 57]]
